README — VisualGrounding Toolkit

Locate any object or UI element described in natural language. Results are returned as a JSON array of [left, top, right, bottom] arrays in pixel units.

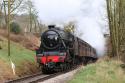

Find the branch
[[10, 0, 23, 13]]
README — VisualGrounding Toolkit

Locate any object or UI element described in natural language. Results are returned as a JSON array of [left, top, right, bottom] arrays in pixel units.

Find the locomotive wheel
[[67, 63, 71, 70], [63, 63, 66, 71], [42, 69, 48, 74], [64, 63, 67, 70], [60, 64, 64, 72], [42, 67, 54, 74]]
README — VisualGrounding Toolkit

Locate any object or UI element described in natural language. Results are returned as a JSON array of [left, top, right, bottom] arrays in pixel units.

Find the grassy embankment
[[68, 59, 125, 83], [0, 36, 39, 81]]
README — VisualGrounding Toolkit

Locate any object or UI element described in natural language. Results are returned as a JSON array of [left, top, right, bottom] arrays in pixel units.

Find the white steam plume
[[34, 0, 108, 56]]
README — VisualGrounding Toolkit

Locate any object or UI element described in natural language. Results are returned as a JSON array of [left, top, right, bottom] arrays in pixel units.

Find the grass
[[68, 60, 125, 83], [0, 36, 35, 65], [0, 36, 39, 80]]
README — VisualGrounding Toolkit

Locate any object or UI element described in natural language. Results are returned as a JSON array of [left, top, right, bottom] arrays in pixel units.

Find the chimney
[[48, 25, 55, 29]]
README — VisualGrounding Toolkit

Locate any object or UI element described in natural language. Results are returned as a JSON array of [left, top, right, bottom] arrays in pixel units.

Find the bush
[[10, 22, 21, 34]]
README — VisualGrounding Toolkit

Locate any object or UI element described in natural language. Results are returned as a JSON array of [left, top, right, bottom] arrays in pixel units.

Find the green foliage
[[10, 22, 21, 34]]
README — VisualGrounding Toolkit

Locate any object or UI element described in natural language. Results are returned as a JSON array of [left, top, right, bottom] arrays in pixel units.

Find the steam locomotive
[[36, 25, 98, 73]]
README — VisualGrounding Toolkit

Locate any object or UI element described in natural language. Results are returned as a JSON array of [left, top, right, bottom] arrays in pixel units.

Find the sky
[[33, 0, 108, 56]]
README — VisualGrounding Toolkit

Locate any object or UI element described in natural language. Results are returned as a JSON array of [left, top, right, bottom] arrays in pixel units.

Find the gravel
[[39, 67, 83, 83]]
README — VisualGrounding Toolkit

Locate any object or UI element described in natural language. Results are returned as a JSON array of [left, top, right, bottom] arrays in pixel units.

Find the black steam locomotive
[[36, 25, 98, 73]]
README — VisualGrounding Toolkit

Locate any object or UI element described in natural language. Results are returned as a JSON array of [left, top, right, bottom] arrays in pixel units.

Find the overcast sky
[[33, 0, 108, 56]]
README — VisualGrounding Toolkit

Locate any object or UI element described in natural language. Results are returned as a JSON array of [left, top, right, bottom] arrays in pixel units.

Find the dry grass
[[0, 60, 17, 82], [68, 59, 125, 83], [15, 61, 40, 77], [0, 29, 40, 50]]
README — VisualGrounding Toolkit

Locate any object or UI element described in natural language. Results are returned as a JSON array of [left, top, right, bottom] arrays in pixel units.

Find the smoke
[[34, 0, 108, 56], [33, 0, 81, 24], [76, 17, 106, 56]]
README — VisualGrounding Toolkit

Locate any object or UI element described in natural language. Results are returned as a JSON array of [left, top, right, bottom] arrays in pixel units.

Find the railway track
[[5, 73, 61, 83], [5, 66, 81, 83]]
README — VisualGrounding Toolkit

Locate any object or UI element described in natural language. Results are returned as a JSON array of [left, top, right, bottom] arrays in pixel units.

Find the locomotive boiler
[[36, 25, 97, 73]]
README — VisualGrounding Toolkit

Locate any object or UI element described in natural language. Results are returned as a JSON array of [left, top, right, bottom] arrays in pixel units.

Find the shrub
[[10, 22, 21, 34]]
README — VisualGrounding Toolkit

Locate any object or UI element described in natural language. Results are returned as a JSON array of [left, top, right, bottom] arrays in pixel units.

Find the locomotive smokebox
[[48, 25, 56, 29], [42, 30, 60, 49]]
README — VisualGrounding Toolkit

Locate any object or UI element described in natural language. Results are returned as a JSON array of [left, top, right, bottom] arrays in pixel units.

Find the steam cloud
[[34, 0, 108, 56]]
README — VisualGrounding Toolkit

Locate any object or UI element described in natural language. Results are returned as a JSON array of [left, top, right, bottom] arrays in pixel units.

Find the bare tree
[[106, 0, 125, 60], [64, 21, 76, 33], [2, 0, 24, 26], [20, 0, 44, 33], [10, 0, 24, 13], [20, 0, 38, 32], [0, 0, 3, 27]]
